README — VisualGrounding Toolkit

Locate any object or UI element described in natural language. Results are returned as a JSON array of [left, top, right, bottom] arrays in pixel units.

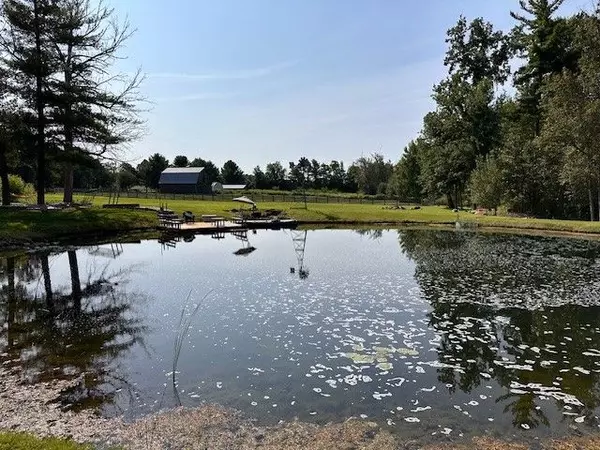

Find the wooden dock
[[179, 221, 243, 233]]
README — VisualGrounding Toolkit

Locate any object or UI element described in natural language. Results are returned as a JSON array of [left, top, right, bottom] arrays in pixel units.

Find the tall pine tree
[[1, 0, 60, 204], [511, 0, 579, 135], [50, 0, 144, 203]]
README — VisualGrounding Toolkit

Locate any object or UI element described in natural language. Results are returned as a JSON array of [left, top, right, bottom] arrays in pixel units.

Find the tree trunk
[[589, 187, 595, 222], [41, 253, 53, 310], [63, 162, 74, 204], [0, 143, 10, 206], [453, 185, 459, 210], [62, 42, 75, 204], [597, 185, 600, 222], [446, 193, 455, 209], [33, 0, 46, 205], [68, 250, 81, 313], [6, 257, 16, 348]]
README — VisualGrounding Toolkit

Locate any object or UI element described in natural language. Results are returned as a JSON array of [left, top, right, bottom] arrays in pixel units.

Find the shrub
[[0, 174, 36, 200]]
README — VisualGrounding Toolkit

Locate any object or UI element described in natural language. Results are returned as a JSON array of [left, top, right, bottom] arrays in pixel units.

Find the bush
[[469, 157, 502, 210], [0, 174, 36, 200]]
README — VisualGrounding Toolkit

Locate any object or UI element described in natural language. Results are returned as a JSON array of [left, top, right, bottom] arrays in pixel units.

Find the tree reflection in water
[[0, 249, 148, 415], [398, 229, 600, 430]]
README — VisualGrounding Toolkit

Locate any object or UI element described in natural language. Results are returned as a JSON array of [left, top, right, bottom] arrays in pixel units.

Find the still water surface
[[2, 229, 600, 442]]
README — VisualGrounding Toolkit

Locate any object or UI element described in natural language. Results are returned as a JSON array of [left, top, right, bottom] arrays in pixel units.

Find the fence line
[[55, 189, 420, 206]]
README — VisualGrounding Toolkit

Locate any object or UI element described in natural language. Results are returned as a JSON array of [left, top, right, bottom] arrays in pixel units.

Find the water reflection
[[398, 230, 600, 429], [0, 250, 147, 414], [2, 230, 600, 440], [355, 229, 384, 240], [289, 230, 309, 279]]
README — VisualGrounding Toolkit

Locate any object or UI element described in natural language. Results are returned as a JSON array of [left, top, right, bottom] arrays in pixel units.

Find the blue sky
[[112, 0, 590, 171]]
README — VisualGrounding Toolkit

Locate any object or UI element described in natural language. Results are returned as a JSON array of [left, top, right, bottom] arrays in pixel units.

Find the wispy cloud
[[154, 92, 236, 102], [147, 61, 298, 81]]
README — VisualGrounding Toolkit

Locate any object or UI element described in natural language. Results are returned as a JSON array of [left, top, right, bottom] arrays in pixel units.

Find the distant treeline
[[81, 153, 398, 197]]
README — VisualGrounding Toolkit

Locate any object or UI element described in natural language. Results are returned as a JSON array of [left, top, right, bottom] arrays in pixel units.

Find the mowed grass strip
[[1, 193, 599, 244], [0, 206, 157, 241], [58, 193, 600, 234]]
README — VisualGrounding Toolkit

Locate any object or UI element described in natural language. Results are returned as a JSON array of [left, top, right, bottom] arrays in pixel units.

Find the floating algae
[[343, 346, 418, 367]]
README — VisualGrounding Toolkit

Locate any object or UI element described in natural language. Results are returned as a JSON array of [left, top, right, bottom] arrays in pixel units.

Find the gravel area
[[121, 405, 397, 450], [0, 367, 124, 446], [3, 366, 600, 450]]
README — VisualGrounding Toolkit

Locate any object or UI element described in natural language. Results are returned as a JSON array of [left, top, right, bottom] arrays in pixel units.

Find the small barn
[[158, 167, 210, 194], [212, 182, 247, 194], [223, 184, 247, 190]]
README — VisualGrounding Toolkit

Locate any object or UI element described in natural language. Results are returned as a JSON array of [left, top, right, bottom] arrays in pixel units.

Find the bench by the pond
[[158, 212, 184, 230], [183, 211, 195, 223]]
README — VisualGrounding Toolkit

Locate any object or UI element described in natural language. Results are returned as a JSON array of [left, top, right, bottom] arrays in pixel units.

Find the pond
[[2, 228, 600, 444]]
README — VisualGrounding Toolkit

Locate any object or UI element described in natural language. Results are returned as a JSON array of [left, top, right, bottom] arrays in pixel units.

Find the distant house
[[159, 167, 210, 194], [223, 184, 247, 190], [211, 182, 247, 194]]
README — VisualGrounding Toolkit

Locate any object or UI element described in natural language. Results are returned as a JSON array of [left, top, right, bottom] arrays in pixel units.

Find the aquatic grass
[[168, 290, 212, 405]]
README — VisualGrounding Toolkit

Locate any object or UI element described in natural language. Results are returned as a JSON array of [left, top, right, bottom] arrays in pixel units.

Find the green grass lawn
[[51, 193, 600, 234], [0, 205, 157, 243], [2, 193, 600, 248], [0, 432, 91, 450]]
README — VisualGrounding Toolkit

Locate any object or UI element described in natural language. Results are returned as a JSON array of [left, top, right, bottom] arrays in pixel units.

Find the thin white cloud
[[154, 92, 236, 102], [147, 60, 298, 81]]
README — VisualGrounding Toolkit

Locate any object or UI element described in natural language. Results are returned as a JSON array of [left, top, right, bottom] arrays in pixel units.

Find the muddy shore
[[3, 366, 600, 450]]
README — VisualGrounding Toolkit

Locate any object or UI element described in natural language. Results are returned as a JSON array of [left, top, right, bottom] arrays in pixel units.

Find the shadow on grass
[[289, 207, 340, 221], [0, 207, 158, 242]]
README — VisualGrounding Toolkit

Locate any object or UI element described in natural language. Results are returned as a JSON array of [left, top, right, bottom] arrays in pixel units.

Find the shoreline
[[1, 366, 600, 450], [3, 216, 600, 253], [3, 199, 600, 252]]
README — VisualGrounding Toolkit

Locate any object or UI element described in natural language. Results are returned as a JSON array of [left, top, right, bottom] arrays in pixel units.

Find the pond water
[[2, 229, 600, 443]]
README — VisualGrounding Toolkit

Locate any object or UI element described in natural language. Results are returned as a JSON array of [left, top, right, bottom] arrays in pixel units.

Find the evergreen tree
[[1, 0, 61, 204], [137, 153, 167, 189], [173, 155, 189, 167], [50, 0, 144, 203], [189, 157, 220, 182], [252, 166, 267, 189], [511, 0, 579, 135], [220, 159, 245, 184]]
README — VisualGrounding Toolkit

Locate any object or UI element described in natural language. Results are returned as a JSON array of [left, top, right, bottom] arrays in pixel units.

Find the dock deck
[[176, 221, 243, 233]]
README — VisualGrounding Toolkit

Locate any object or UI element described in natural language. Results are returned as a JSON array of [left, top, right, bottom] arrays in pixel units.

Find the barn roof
[[159, 167, 204, 185]]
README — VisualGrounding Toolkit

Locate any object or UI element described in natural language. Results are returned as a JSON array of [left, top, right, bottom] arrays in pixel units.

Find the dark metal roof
[[159, 167, 204, 185]]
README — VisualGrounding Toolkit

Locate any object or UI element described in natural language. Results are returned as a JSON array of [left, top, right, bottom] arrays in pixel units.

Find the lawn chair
[[183, 211, 195, 223]]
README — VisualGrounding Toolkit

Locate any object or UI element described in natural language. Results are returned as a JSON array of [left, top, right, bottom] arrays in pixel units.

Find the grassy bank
[[52, 193, 600, 235], [3, 194, 600, 249], [0, 432, 90, 450], [0, 206, 157, 245]]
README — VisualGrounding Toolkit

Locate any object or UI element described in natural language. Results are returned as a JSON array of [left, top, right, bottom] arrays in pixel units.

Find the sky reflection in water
[[2, 229, 600, 442]]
